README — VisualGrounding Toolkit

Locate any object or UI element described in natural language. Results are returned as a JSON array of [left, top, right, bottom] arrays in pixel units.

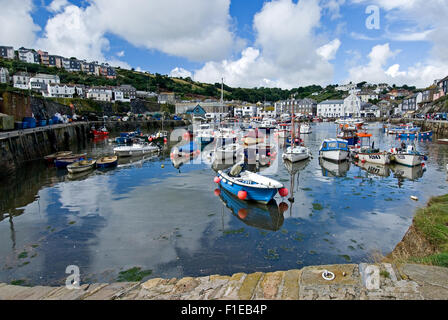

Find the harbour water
[[1, 122, 448, 286]]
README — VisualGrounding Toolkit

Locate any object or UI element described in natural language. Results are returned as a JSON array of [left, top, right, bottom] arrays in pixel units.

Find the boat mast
[[291, 94, 295, 148], [220, 78, 224, 123]]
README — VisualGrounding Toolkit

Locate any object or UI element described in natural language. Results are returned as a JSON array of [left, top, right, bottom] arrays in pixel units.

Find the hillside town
[[1, 44, 448, 122]]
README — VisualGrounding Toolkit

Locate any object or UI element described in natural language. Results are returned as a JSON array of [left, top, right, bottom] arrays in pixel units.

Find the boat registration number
[[368, 155, 381, 160]]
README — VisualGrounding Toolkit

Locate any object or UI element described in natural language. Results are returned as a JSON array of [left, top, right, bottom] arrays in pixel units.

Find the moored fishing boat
[[354, 132, 391, 165], [97, 156, 118, 169], [91, 126, 109, 137], [114, 143, 160, 157], [54, 154, 87, 168], [215, 163, 288, 204], [319, 139, 349, 161], [389, 143, 426, 167], [215, 143, 244, 160], [299, 123, 312, 134], [67, 159, 97, 174], [44, 151, 72, 163]]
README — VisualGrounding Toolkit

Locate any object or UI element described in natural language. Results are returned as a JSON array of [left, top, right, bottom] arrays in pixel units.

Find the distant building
[[357, 91, 379, 103], [18, 48, 39, 64], [64, 59, 82, 72], [296, 98, 317, 116], [159, 92, 177, 104], [343, 93, 362, 117], [37, 50, 50, 66], [136, 91, 157, 99], [0, 46, 14, 60], [317, 100, 344, 118], [0, 67, 9, 84], [87, 87, 113, 102], [44, 83, 76, 98], [401, 92, 423, 113], [29, 74, 60, 94], [433, 76, 448, 101], [49, 55, 64, 68], [118, 85, 136, 100], [336, 83, 356, 91], [13, 72, 31, 90], [234, 105, 258, 118]]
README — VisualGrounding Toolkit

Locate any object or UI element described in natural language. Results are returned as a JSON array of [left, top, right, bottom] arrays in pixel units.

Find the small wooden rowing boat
[[67, 159, 97, 173], [44, 151, 72, 163], [54, 154, 87, 168], [97, 156, 118, 168]]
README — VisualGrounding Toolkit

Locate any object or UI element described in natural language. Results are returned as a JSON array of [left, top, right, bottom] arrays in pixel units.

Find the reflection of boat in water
[[171, 153, 200, 169], [218, 187, 285, 231], [67, 170, 94, 181], [355, 161, 390, 177], [283, 158, 309, 175], [390, 163, 424, 181], [319, 158, 350, 177], [117, 154, 157, 168]]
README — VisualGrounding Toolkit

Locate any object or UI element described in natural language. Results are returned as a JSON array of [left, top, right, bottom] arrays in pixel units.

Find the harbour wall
[[389, 118, 448, 137], [0, 120, 187, 178]]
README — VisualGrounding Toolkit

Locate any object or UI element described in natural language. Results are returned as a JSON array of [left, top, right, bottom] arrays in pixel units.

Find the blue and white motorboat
[[96, 156, 118, 169], [215, 163, 288, 204], [319, 139, 349, 161]]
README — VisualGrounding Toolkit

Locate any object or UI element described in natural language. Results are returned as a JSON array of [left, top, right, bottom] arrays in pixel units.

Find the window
[[328, 142, 337, 148]]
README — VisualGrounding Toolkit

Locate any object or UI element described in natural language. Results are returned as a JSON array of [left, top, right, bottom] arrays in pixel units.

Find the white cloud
[[47, 0, 70, 13], [346, 43, 448, 87], [317, 39, 341, 60], [170, 67, 193, 79], [116, 50, 125, 57], [0, 0, 40, 48], [194, 0, 340, 88]]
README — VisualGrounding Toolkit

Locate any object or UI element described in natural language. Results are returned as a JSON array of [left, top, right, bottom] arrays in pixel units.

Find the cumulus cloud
[[170, 67, 193, 79], [346, 0, 448, 86], [47, 0, 70, 13], [194, 0, 340, 88], [346, 43, 447, 87], [0, 0, 40, 48]]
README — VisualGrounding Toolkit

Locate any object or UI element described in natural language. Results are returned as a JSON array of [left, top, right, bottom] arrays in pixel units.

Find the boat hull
[[219, 180, 278, 204], [392, 153, 423, 167], [320, 150, 349, 162], [357, 152, 390, 165], [67, 163, 96, 174]]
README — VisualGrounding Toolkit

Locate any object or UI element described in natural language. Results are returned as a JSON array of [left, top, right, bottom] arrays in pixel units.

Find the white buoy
[[411, 196, 419, 201]]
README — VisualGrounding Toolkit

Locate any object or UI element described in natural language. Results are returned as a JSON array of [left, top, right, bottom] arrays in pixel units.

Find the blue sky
[[1, 0, 447, 88]]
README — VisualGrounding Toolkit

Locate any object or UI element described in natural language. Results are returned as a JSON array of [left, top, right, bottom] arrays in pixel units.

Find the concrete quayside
[[0, 263, 447, 300]]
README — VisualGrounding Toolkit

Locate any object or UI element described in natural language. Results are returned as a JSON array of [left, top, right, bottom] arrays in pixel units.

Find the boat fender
[[424, 156, 428, 161], [214, 177, 222, 184], [322, 270, 335, 281], [238, 191, 248, 200], [279, 188, 289, 197]]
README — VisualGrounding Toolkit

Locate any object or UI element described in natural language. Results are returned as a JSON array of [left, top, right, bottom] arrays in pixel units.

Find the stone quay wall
[[0, 263, 446, 300]]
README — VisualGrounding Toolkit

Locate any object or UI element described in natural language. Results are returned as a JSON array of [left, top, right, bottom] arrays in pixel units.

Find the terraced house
[[0, 46, 14, 60]]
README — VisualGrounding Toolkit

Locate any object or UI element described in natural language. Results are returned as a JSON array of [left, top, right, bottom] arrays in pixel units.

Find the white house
[[317, 100, 344, 118], [87, 87, 113, 102], [336, 83, 357, 91], [234, 105, 258, 118], [342, 93, 362, 117], [13, 72, 31, 90], [18, 48, 39, 64], [0, 67, 9, 83], [258, 110, 276, 119], [29, 74, 60, 94], [358, 91, 379, 103], [44, 83, 76, 98]]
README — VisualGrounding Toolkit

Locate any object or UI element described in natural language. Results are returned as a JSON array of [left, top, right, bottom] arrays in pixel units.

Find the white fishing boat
[[319, 139, 350, 162], [114, 143, 159, 157], [300, 123, 312, 134], [389, 144, 425, 167], [282, 98, 310, 163], [354, 132, 390, 165]]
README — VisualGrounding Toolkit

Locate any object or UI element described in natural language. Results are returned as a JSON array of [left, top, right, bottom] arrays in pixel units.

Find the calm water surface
[[1, 122, 448, 286]]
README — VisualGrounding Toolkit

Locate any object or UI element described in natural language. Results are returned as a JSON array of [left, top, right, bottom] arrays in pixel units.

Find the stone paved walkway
[[0, 264, 447, 300]]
